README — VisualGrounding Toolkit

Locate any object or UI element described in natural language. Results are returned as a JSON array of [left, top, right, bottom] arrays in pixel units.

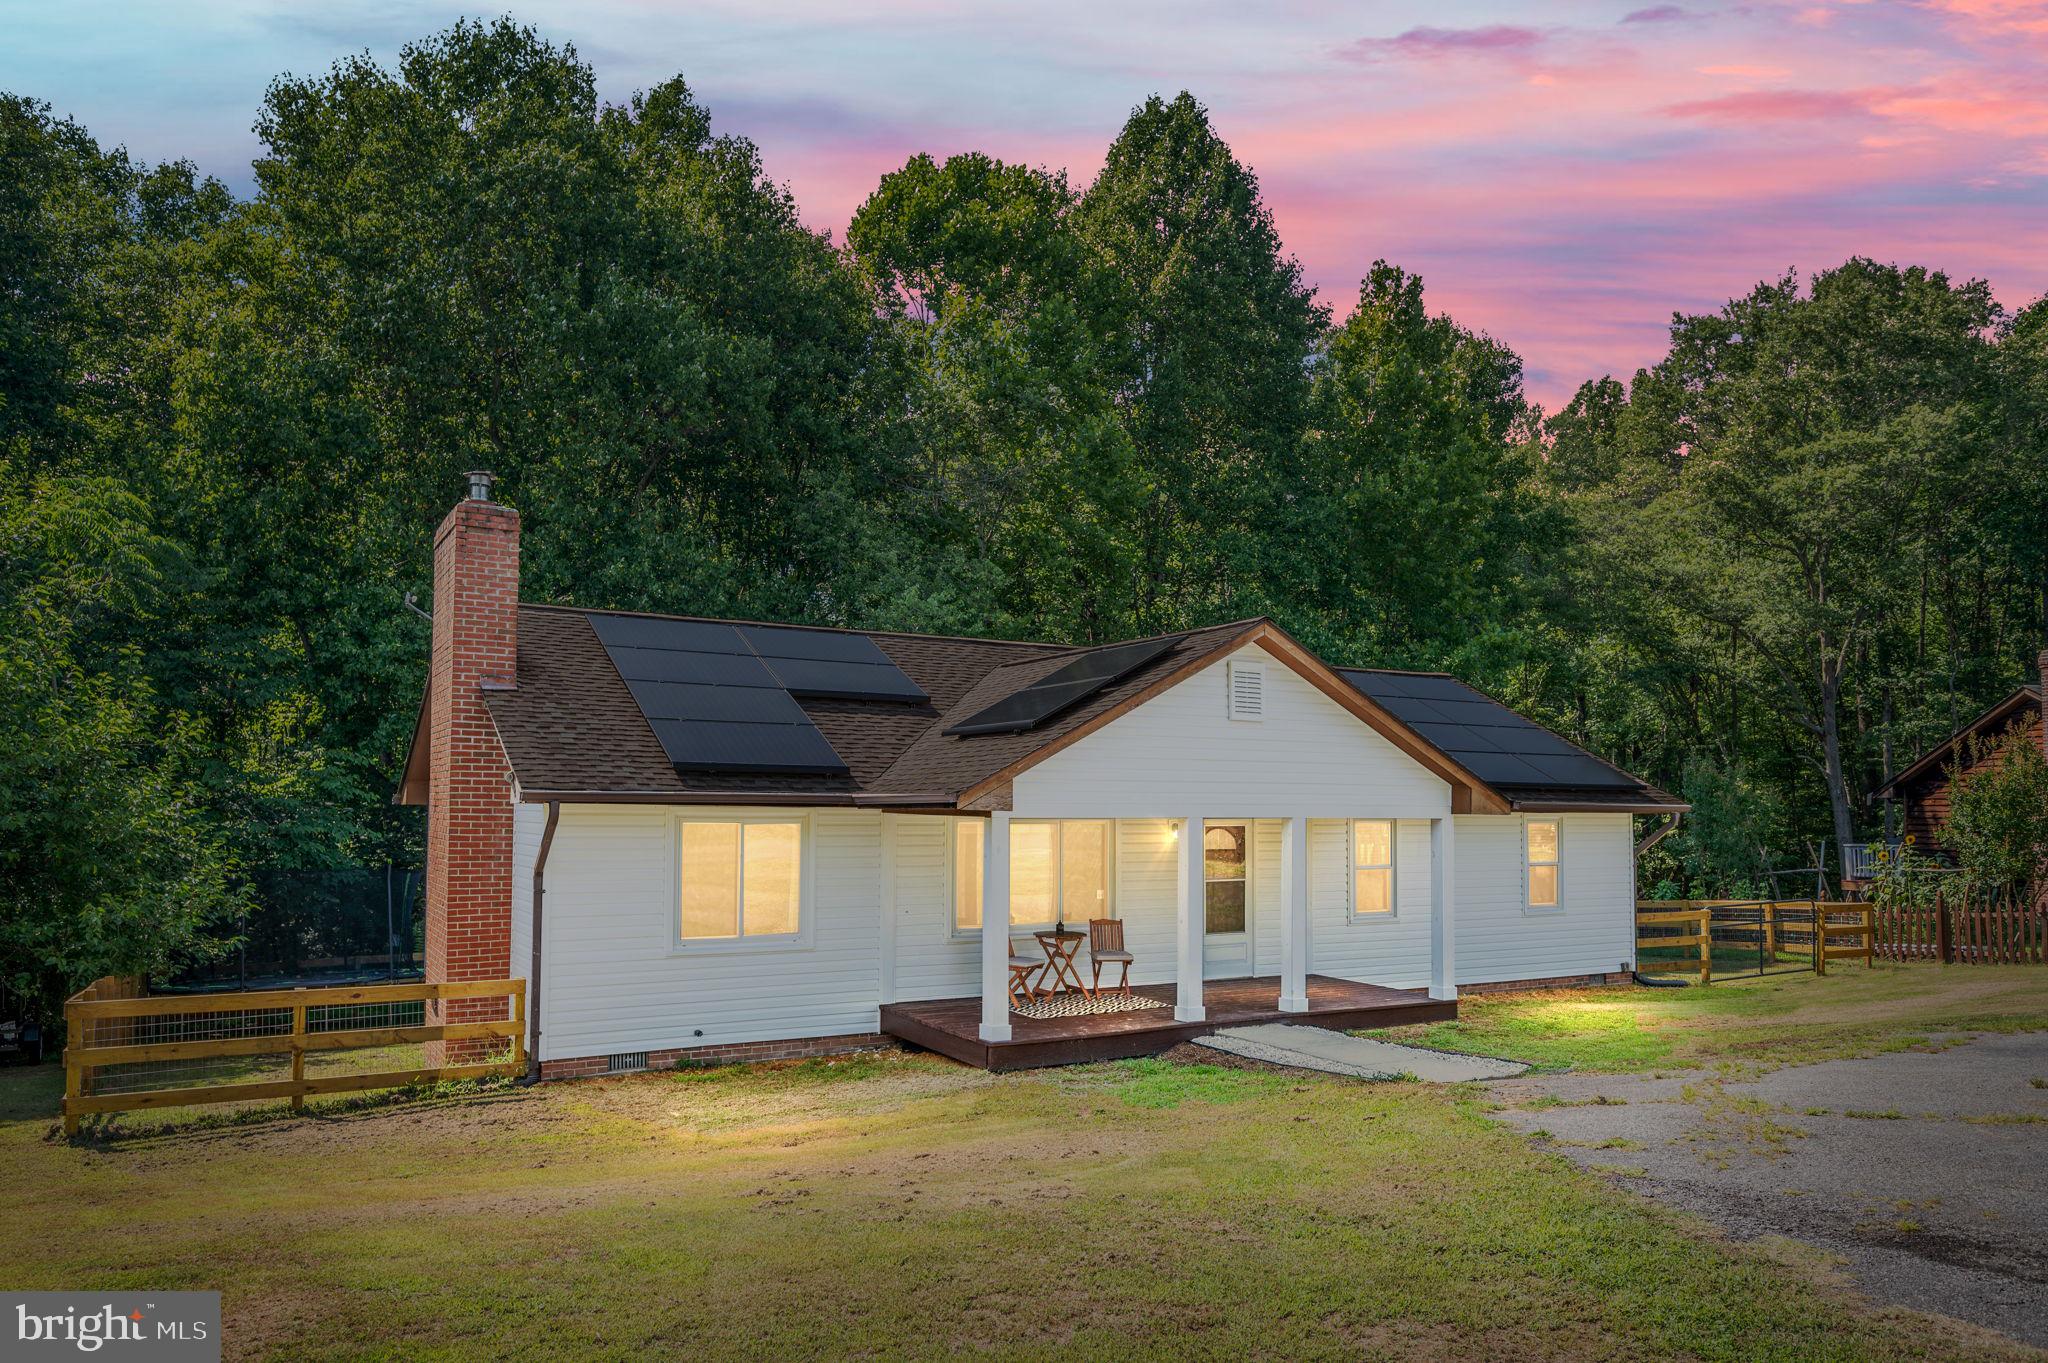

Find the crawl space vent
[[1227, 660, 1265, 722], [606, 1052, 649, 1074]]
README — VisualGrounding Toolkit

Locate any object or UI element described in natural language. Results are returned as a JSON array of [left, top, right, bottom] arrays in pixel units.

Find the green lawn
[[1374, 960, 2048, 1074], [4, 965, 2042, 1361]]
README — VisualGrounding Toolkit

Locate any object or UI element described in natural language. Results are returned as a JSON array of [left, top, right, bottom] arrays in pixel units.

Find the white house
[[399, 477, 1684, 1076]]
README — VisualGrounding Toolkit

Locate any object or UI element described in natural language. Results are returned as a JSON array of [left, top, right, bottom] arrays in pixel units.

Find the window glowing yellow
[[1527, 819, 1559, 908], [953, 820, 1112, 929], [679, 821, 802, 939], [1061, 822, 1109, 919], [742, 822, 800, 936], [953, 820, 983, 931], [1353, 819, 1393, 915], [1011, 822, 1056, 923]]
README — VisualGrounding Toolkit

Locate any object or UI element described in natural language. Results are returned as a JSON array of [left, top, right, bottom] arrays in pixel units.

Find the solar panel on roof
[[587, 613, 750, 654], [603, 646, 781, 688], [942, 680, 1100, 736], [1451, 751, 1554, 785], [624, 680, 811, 725], [946, 636, 1180, 737], [730, 625, 928, 702], [1375, 695, 1453, 724], [761, 657, 928, 702], [1388, 674, 1485, 702], [645, 719, 847, 774], [1518, 753, 1633, 786], [1427, 698, 1527, 727], [738, 625, 889, 664], [1339, 668, 1642, 793], [586, 612, 850, 777], [1408, 723, 1505, 754]]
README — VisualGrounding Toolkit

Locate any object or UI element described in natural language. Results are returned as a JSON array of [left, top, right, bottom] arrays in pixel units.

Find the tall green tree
[[138, 20, 904, 865], [848, 152, 1141, 639], [1544, 261, 2014, 864], [1301, 262, 1548, 670], [1075, 93, 1326, 631], [0, 470, 241, 1014]]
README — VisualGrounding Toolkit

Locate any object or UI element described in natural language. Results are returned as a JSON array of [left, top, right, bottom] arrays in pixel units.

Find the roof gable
[[1876, 684, 2042, 798]]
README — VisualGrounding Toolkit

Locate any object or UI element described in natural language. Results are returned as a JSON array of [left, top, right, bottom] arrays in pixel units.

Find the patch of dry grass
[[1, 1045, 2039, 1362]]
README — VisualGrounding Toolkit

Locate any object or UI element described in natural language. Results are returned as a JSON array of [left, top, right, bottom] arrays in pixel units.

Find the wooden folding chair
[[1088, 918, 1133, 998], [1008, 940, 1046, 1008]]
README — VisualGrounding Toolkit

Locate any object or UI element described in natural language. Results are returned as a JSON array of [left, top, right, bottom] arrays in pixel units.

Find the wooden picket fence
[[62, 976, 524, 1135], [1874, 887, 2046, 965]]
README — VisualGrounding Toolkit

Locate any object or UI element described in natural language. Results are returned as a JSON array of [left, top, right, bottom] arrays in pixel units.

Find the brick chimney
[[424, 471, 519, 1061]]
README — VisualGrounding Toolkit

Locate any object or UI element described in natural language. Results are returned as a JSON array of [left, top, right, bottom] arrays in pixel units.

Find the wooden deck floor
[[879, 975, 1455, 1071]]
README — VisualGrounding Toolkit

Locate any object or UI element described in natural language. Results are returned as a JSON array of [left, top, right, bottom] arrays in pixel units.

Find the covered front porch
[[880, 973, 1454, 1070], [884, 809, 1460, 1070]]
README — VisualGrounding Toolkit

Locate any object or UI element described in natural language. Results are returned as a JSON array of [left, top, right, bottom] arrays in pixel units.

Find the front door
[[1204, 821, 1252, 978]]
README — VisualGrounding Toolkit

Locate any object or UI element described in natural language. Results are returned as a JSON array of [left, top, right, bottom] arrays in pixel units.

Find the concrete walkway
[[1193, 1023, 1529, 1081]]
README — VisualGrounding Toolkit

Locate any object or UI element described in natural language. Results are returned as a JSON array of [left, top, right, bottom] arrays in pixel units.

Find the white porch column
[[1278, 816, 1309, 1012], [979, 810, 1013, 1042], [1175, 813, 1206, 1022], [1430, 816, 1457, 1001]]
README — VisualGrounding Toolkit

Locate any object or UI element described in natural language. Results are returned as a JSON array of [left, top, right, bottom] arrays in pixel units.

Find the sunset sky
[[8, 1, 2046, 408]]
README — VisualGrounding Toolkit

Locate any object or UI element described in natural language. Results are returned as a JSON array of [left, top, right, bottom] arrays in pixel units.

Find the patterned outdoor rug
[[1014, 991, 1170, 1020]]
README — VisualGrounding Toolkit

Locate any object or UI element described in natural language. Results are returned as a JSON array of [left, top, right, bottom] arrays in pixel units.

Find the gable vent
[[1227, 660, 1266, 722], [606, 1052, 649, 1074]]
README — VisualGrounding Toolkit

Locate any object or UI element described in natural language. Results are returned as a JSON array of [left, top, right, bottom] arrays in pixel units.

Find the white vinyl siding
[[890, 816, 972, 1002], [536, 806, 880, 1060], [1307, 819, 1434, 990], [508, 800, 546, 983], [1453, 812, 1634, 985], [1251, 819, 1282, 974]]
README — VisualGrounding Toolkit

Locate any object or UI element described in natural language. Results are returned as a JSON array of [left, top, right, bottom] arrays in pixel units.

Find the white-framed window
[[1204, 822, 1249, 934], [676, 817, 807, 946], [952, 819, 1113, 933], [951, 818, 984, 935], [1351, 819, 1395, 919], [1525, 817, 1561, 911]]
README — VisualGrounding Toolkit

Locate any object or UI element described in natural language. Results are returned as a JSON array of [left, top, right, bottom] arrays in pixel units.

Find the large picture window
[[952, 820, 1111, 931], [1352, 819, 1394, 917], [679, 820, 803, 941], [1526, 818, 1560, 910]]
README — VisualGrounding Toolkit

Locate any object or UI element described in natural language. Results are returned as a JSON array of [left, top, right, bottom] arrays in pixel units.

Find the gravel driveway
[[1490, 1032, 2048, 1349]]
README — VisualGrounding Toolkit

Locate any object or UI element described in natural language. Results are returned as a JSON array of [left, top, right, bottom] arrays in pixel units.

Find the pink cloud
[[1335, 25, 1547, 63], [1922, 0, 2048, 35], [1662, 87, 1881, 121]]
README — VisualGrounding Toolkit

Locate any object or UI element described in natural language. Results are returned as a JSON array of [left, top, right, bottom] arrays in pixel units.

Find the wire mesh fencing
[[62, 977, 523, 1134], [1634, 900, 1874, 983]]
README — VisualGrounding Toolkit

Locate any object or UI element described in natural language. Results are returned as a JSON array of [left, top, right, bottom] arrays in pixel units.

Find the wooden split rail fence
[[63, 976, 525, 1135], [1634, 901, 1876, 983]]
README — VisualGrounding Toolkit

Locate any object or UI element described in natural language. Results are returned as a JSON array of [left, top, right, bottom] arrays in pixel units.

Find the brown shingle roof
[[452, 605, 1680, 813]]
